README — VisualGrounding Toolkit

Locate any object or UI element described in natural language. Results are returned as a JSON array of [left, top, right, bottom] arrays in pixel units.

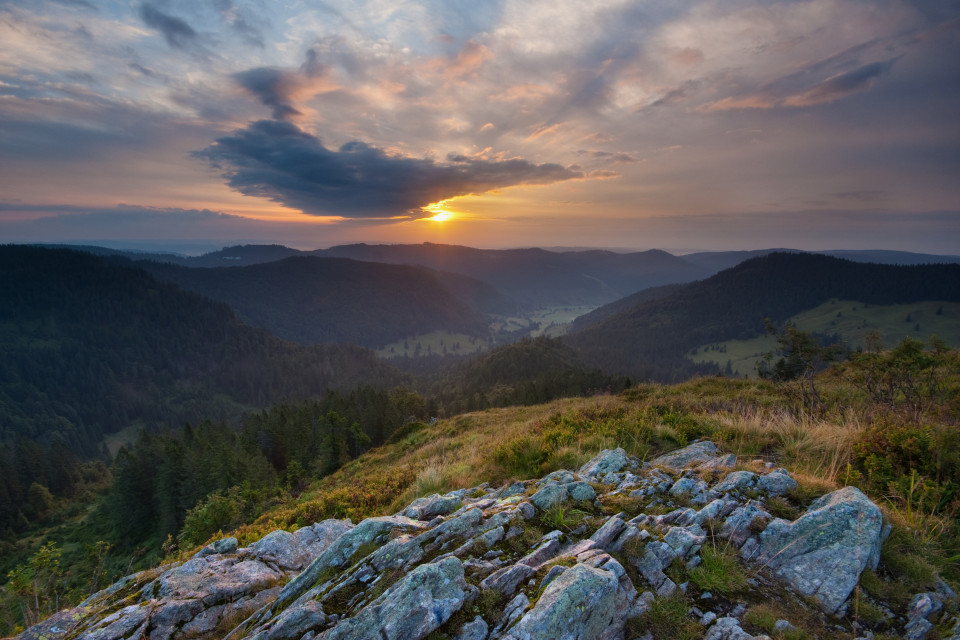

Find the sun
[[423, 200, 455, 222]]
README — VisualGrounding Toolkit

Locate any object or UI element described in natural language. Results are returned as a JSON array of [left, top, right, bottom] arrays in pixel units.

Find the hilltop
[[8, 337, 960, 639]]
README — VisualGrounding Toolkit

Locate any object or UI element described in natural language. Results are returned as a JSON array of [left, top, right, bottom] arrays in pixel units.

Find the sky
[[1, 0, 959, 254]]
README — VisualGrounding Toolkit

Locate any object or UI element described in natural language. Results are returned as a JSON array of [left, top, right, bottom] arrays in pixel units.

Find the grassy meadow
[[690, 300, 960, 376]]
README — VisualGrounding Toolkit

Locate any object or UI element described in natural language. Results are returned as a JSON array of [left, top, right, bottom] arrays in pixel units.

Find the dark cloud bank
[[195, 120, 583, 218]]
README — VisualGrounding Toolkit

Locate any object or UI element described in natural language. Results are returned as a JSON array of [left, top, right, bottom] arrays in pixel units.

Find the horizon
[[16, 238, 960, 260], [1, 1, 959, 253]]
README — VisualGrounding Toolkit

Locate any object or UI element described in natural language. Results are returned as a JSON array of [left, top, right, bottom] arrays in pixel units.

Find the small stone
[[657, 578, 677, 597], [454, 616, 488, 640], [905, 617, 934, 640], [909, 592, 943, 620], [773, 619, 795, 632]]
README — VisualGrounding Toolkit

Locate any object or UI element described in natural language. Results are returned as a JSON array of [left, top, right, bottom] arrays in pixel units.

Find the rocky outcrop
[[16, 441, 958, 640], [750, 485, 884, 614]]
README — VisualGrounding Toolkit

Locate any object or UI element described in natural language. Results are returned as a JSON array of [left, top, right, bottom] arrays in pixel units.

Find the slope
[[565, 252, 960, 379], [0, 246, 406, 531], [134, 256, 500, 348]]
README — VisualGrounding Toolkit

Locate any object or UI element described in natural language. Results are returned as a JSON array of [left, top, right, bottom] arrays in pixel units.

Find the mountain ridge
[[565, 252, 960, 378]]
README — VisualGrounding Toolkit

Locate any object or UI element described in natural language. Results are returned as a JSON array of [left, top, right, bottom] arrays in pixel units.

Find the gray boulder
[[698, 453, 738, 470], [530, 483, 568, 511], [579, 448, 633, 477], [251, 520, 353, 571], [154, 556, 285, 604], [756, 486, 883, 613], [565, 481, 597, 502], [321, 557, 469, 640], [273, 515, 427, 613], [714, 471, 757, 495], [756, 469, 798, 497], [504, 563, 620, 640], [403, 493, 462, 520], [650, 441, 720, 471]]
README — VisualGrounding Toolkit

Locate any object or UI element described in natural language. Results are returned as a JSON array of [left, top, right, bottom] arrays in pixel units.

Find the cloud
[[577, 150, 639, 163], [212, 0, 265, 48], [832, 190, 889, 203], [49, 0, 97, 10], [782, 59, 899, 107], [194, 120, 585, 219], [234, 67, 303, 120], [704, 58, 900, 111], [138, 3, 200, 51]]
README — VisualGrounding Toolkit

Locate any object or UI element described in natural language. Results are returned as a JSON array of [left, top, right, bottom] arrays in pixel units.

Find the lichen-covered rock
[[404, 493, 462, 520], [503, 563, 621, 640], [321, 557, 469, 640], [702, 617, 761, 639], [756, 469, 798, 496], [669, 476, 708, 498], [540, 470, 577, 485], [698, 453, 737, 470], [565, 481, 596, 502], [579, 448, 633, 477], [481, 562, 536, 596], [17, 441, 911, 640], [530, 483, 568, 511], [455, 616, 489, 640], [590, 514, 627, 548], [272, 515, 428, 613], [713, 471, 757, 495], [650, 441, 719, 471], [756, 486, 883, 613], [154, 556, 285, 604]]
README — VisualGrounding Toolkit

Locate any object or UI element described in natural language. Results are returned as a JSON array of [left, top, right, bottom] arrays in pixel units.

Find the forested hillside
[[134, 256, 502, 348], [566, 253, 960, 379], [0, 246, 406, 535], [423, 337, 632, 414]]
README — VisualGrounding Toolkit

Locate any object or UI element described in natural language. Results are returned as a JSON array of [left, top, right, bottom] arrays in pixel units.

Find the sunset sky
[[1, 0, 958, 253]]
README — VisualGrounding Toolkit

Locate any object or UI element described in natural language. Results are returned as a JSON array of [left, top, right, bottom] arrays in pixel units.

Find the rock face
[[753, 485, 883, 614], [321, 557, 469, 640], [16, 440, 956, 640], [504, 564, 620, 640]]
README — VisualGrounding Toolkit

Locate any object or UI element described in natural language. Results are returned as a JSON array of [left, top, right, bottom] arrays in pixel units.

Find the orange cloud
[[526, 122, 563, 140]]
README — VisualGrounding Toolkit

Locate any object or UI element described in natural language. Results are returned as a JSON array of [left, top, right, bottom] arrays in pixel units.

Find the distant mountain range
[[44, 242, 960, 315], [4, 245, 959, 465]]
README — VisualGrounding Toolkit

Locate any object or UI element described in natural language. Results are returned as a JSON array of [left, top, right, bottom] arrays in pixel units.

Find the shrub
[[853, 419, 960, 517]]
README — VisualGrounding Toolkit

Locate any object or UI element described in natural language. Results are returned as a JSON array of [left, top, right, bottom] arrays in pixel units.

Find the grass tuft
[[688, 543, 749, 596]]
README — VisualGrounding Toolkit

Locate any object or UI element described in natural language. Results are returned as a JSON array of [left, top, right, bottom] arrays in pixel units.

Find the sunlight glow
[[423, 200, 455, 222]]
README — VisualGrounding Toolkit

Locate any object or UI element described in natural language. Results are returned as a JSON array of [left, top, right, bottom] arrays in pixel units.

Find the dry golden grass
[[195, 374, 957, 601]]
